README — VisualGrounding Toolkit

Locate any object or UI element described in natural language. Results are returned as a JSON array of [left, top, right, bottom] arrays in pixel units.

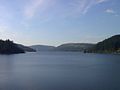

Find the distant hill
[[30, 45, 56, 51], [0, 39, 25, 54], [55, 43, 95, 52], [17, 44, 36, 52], [86, 35, 120, 53], [30, 35, 120, 53], [30, 43, 94, 52]]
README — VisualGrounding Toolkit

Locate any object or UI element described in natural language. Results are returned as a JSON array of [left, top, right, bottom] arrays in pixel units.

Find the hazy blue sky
[[0, 0, 120, 46]]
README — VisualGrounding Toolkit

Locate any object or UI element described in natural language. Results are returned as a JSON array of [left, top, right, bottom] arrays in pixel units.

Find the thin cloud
[[24, 0, 109, 19], [105, 9, 115, 14], [24, 0, 44, 19], [70, 0, 109, 15], [96, 0, 108, 3], [71, 0, 93, 15], [105, 8, 119, 16]]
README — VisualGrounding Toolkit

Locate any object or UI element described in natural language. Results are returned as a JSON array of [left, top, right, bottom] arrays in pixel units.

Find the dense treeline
[[0, 39, 25, 54], [86, 35, 120, 53], [1, 34, 119, 54]]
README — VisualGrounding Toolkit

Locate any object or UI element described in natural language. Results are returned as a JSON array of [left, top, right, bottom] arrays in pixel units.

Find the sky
[[0, 0, 120, 46]]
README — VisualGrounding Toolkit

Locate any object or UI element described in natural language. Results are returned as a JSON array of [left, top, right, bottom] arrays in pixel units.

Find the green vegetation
[[55, 43, 95, 52], [86, 35, 120, 54], [29, 35, 120, 54], [30, 43, 94, 52], [0, 39, 25, 54]]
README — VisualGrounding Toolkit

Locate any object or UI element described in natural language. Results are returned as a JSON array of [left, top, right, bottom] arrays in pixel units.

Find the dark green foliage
[[88, 35, 120, 53], [0, 39, 25, 54]]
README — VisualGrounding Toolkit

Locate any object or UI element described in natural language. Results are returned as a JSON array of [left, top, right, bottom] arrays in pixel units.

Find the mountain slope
[[56, 43, 95, 51], [0, 39, 25, 54], [87, 35, 120, 53], [17, 44, 36, 52], [30, 45, 55, 51]]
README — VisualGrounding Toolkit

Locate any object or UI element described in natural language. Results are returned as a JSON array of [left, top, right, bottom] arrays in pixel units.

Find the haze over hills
[[0, 0, 119, 55], [0, 39, 36, 54], [0, 34, 119, 54], [30, 45, 56, 51], [17, 44, 36, 52], [30, 43, 95, 52], [55, 43, 95, 52], [29, 35, 120, 54]]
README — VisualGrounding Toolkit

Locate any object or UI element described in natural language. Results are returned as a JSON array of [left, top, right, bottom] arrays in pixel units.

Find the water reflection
[[0, 52, 119, 90]]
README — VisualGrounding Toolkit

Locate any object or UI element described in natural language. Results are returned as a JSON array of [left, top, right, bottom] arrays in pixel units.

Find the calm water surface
[[0, 52, 120, 90]]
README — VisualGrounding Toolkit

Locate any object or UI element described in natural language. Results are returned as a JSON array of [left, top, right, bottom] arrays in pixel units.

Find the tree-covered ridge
[[86, 35, 120, 53], [0, 39, 25, 54], [55, 43, 95, 51]]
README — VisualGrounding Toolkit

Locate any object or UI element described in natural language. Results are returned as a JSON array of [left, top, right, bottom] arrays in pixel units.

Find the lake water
[[0, 52, 120, 90]]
